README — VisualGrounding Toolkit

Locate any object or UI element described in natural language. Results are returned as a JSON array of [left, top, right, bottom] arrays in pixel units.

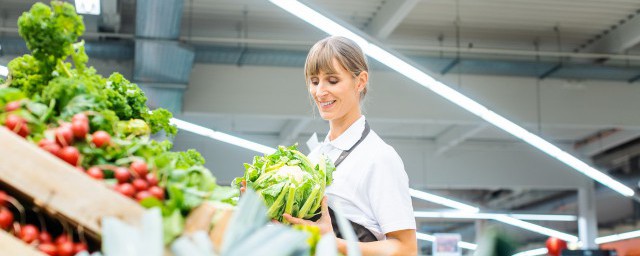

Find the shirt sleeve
[[365, 145, 416, 235]]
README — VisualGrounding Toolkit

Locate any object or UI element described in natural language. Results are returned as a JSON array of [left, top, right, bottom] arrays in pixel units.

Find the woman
[[283, 36, 417, 255]]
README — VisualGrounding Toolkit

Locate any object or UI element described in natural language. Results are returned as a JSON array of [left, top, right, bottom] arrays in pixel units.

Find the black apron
[[314, 121, 378, 242]]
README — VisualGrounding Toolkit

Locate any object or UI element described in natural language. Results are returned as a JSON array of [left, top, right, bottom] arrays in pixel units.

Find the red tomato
[[0, 207, 13, 229], [55, 126, 74, 146], [146, 173, 158, 186], [0, 191, 7, 206], [86, 167, 104, 180], [130, 161, 148, 177], [72, 113, 88, 123], [58, 146, 80, 166], [5, 114, 23, 131], [73, 242, 88, 254], [71, 120, 89, 139], [92, 131, 111, 148], [19, 224, 39, 243], [546, 237, 568, 256], [4, 101, 21, 112], [132, 179, 149, 191], [39, 231, 52, 243], [39, 139, 62, 157], [148, 186, 164, 200], [114, 167, 131, 183], [38, 243, 58, 256], [16, 123, 30, 137], [57, 241, 74, 256], [135, 191, 153, 202], [5, 114, 29, 137], [55, 234, 69, 245], [117, 183, 136, 198]]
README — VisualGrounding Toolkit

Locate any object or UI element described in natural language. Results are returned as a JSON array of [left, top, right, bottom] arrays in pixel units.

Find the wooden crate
[[0, 127, 145, 239], [0, 230, 45, 256]]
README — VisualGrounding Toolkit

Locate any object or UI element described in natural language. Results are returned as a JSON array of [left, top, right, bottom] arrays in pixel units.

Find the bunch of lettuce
[[233, 145, 335, 222]]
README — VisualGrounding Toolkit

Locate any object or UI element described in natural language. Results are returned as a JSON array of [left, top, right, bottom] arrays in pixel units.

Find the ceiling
[[2, 0, 640, 252]]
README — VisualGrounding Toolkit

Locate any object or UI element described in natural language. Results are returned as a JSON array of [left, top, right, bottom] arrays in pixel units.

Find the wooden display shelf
[[0, 230, 46, 256], [0, 127, 145, 239]]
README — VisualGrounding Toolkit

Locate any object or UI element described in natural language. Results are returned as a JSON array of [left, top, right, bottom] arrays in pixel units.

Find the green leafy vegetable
[[233, 145, 335, 222]]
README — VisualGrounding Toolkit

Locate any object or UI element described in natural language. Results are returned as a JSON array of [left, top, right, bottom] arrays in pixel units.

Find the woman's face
[[308, 59, 367, 122]]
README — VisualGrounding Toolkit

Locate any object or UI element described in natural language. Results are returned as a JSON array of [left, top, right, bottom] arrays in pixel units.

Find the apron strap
[[329, 120, 378, 242], [333, 121, 370, 168], [328, 207, 378, 242]]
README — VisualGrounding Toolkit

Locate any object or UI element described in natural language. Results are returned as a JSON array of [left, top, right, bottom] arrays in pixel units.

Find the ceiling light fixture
[[170, 118, 276, 154], [594, 229, 640, 244], [414, 211, 577, 221], [416, 232, 477, 250], [409, 189, 479, 212], [0, 65, 8, 77], [512, 248, 549, 256], [266, 0, 635, 199]]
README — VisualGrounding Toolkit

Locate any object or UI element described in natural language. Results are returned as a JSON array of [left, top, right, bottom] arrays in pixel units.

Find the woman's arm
[[283, 197, 417, 255], [336, 229, 417, 256]]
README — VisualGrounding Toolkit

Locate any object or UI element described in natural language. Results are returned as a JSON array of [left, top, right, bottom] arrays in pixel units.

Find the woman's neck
[[328, 111, 362, 141]]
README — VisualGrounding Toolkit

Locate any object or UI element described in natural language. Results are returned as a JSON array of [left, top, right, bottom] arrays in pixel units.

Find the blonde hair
[[304, 36, 369, 100]]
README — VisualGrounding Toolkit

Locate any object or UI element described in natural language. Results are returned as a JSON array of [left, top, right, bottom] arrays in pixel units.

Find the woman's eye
[[328, 79, 338, 84], [310, 80, 319, 85]]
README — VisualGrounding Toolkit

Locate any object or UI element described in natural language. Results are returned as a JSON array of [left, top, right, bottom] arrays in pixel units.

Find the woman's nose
[[315, 83, 328, 97]]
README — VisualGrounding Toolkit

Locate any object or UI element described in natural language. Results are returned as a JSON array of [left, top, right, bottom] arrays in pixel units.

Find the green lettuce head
[[233, 144, 335, 222]]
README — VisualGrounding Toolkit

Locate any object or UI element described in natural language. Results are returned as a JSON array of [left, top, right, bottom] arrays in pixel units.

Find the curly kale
[[7, 55, 50, 97], [104, 73, 148, 120], [17, 1, 84, 63], [142, 108, 177, 136]]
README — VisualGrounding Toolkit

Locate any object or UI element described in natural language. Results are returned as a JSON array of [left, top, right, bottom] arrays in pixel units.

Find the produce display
[[0, 0, 236, 245], [0, 189, 92, 256], [0, 1, 350, 255], [233, 145, 335, 222]]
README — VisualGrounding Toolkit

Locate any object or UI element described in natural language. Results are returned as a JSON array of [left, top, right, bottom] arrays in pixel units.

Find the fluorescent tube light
[[409, 189, 479, 212], [267, 0, 635, 198], [416, 232, 477, 251], [416, 232, 435, 242], [595, 229, 640, 244], [0, 65, 8, 77], [414, 211, 577, 221], [75, 0, 101, 15], [170, 118, 276, 155], [509, 214, 577, 222], [513, 248, 548, 256], [458, 241, 478, 250], [492, 215, 578, 242]]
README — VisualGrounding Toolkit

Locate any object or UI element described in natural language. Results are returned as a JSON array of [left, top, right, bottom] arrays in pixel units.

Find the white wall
[[185, 64, 640, 129]]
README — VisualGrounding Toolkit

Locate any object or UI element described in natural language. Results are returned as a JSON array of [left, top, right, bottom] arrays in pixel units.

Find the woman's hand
[[282, 196, 334, 235], [240, 180, 246, 194]]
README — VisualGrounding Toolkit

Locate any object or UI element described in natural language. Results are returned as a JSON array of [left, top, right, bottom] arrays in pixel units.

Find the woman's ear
[[356, 71, 368, 93]]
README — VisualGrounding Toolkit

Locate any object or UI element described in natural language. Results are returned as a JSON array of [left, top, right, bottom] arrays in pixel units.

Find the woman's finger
[[283, 213, 307, 225], [321, 196, 329, 214]]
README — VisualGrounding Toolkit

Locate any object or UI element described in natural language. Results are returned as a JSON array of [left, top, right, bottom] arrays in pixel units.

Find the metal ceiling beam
[[434, 124, 487, 156], [575, 130, 640, 157], [365, 0, 420, 39], [579, 12, 640, 54]]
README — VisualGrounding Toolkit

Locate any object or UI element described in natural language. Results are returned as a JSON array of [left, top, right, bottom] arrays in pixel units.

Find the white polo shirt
[[308, 115, 416, 241]]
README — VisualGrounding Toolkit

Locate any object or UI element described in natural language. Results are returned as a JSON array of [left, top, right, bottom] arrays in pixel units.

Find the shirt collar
[[323, 115, 366, 151]]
